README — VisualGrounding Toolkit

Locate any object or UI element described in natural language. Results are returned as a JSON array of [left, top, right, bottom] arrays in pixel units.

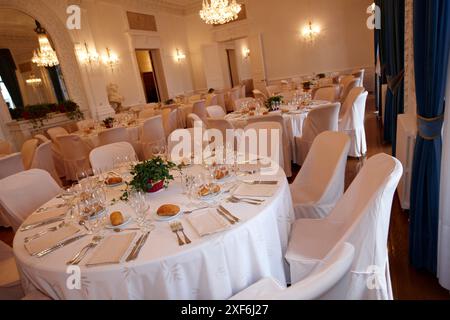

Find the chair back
[[21, 139, 39, 170], [192, 100, 207, 119], [341, 79, 360, 102], [0, 169, 61, 231], [168, 128, 207, 161], [141, 115, 165, 143], [339, 88, 368, 131], [98, 127, 129, 146], [314, 86, 340, 102], [206, 118, 234, 138], [302, 103, 340, 143], [215, 92, 226, 110], [30, 141, 62, 186], [205, 94, 218, 107], [240, 85, 246, 98], [206, 105, 226, 118], [187, 113, 205, 129], [0, 140, 12, 155], [56, 134, 90, 161], [139, 108, 156, 119], [90, 142, 137, 172], [163, 109, 179, 137], [0, 153, 24, 180], [266, 85, 280, 97], [34, 134, 50, 145], [47, 127, 69, 144], [76, 119, 94, 131]]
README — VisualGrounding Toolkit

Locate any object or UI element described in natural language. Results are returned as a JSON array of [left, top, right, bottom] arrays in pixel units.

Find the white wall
[[186, 0, 374, 91]]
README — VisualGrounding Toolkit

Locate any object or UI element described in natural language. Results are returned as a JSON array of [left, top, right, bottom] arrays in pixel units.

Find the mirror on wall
[[0, 8, 69, 120]]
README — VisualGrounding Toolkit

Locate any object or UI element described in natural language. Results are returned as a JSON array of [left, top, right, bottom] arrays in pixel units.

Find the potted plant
[[103, 117, 115, 129], [127, 157, 177, 194], [302, 81, 312, 91], [265, 95, 283, 111]]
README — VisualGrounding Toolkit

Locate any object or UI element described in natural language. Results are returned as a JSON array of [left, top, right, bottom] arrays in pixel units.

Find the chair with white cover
[[339, 75, 354, 88], [30, 141, 62, 186], [90, 142, 137, 172], [206, 118, 235, 138], [56, 134, 91, 181], [291, 131, 350, 220], [352, 69, 365, 87], [187, 113, 206, 129], [0, 169, 61, 231], [247, 114, 292, 177], [285, 153, 402, 299], [76, 119, 94, 131], [206, 105, 226, 118], [168, 128, 207, 161], [230, 242, 354, 300], [205, 94, 218, 107], [140, 115, 166, 159], [233, 97, 256, 112], [314, 86, 340, 102], [253, 89, 267, 102], [20, 139, 39, 170], [339, 87, 365, 119], [162, 109, 179, 138], [340, 79, 360, 103], [266, 85, 280, 97], [239, 84, 246, 98], [242, 122, 284, 171], [34, 134, 50, 144], [46, 127, 69, 178], [192, 99, 207, 120], [295, 103, 341, 165], [215, 91, 226, 111], [0, 241, 24, 300], [189, 94, 202, 103], [47, 127, 69, 143], [0, 153, 24, 180], [339, 88, 368, 157], [98, 127, 129, 146], [226, 87, 241, 112], [0, 140, 12, 155], [139, 108, 156, 119]]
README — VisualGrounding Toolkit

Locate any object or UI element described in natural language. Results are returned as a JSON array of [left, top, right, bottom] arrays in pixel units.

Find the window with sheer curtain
[[0, 75, 15, 109]]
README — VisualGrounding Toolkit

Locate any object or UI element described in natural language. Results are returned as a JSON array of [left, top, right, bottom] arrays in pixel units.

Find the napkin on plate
[[85, 232, 137, 266], [25, 206, 68, 225], [233, 184, 278, 198], [25, 225, 80, 256], [186, 210, 230, 237]]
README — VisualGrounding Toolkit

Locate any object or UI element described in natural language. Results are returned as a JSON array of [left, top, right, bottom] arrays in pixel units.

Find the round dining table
[[13, 162, 295, 300]]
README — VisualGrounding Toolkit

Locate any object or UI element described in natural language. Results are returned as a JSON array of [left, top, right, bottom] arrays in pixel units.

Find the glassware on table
[[129, 190, 149, 227]]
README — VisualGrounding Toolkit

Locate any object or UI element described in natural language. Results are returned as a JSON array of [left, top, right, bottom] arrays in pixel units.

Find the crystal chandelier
[[31, 23, 59, 67], [302, 21, 321, 42], [200, 0, 242, 25]]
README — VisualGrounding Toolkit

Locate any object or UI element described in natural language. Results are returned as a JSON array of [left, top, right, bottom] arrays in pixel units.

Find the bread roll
[[110, 211, 124, 226], [157, 204, 180, 217]]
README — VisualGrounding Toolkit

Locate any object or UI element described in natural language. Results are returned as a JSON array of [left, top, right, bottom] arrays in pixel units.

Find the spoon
[[113, 228, 141, 233], [79, 219, 89, 231]]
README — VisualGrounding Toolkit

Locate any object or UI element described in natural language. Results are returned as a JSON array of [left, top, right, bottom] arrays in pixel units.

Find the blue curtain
[[409, 0, 450, 274], [379, 0, 404, 155]]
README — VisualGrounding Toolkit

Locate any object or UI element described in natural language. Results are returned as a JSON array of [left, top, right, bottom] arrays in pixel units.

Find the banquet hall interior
[[1, 0, 450, 301]]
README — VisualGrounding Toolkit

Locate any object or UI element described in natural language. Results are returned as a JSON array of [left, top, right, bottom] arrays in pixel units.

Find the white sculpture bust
[[107, 83, 124, 112]]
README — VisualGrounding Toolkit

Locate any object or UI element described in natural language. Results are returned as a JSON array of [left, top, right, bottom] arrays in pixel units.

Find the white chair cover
[[247, 114, 292, 177], [295, 103, 341, 165], [189, 94, 202, 103], [291, 132, 350, 219], [168, 128, 208, 161], [0, 241, 24, 300], [0, 153, 24, 180], [206, 118, 234, 138], [187, 113, 206, 129], [34, 134, 50, 144], [192, 100, 207, 120], [162, 109, 179, 138], [340, 79, 360, 103], [205, 94, 218, 107], [0, 140, 12, 155], [253, 89, 267, 101], [98, 127, 129, 146], [206, 105, 226, 118], [90, 142, 136, 172], [30, 141, 62, 186], [139, 108, 156, 119], [230, 242, 354, 300], [140, 115, 166, 160], [285, 154, 403, 299], [314, 86, 340, 102], [44, 128, 66, 178], [339, 88, 368, 157], [76, 119, 94, 131], [352, 69, 365, 86], [215, 92, 226, 111], [240, 84, 246, 98], [227, 88, 241, 112], [56, 134, 91, 181], [233, 97, 256, 111], [0, 169, 61, 231], [47, 127, 69, 143], [20, 139, 38, 170], [339, 87, 365, 119], [243, 122, 284, 172]]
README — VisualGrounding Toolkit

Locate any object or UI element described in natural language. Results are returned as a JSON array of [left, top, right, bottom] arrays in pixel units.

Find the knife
[[218, 206, 240, 223], [243, 180, 278, 185], [20, 217, 65, 232], [128, 231, 150, 262], [34, 233, 87, 258], [125, 234, 144, 262]]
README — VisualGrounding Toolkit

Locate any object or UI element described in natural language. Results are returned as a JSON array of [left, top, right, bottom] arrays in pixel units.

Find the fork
[[230, 195, 264, 203], [175, 222, 191, 244], [227, 197, 262, 205], [66, 236, 103, 265], [170, 222, 185, 246], [24, 222, 66, 243], [184, 206, 210, 214]]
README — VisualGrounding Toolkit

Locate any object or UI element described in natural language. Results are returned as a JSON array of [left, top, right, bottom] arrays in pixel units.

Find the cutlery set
[[227, 195, 264, 205], [126, 231, 151, 262], [216, 205, 240, 225], [170, 221, 191, 246], [66, 236, 103, 265]]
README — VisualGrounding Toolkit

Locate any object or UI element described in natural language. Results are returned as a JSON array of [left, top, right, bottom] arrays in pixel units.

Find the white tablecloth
[[13, 166, 295, 300]]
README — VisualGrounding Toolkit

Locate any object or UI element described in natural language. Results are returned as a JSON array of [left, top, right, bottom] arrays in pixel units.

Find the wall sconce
[[301, 21, 321, 42], [25, 74, 42, 86], [175, 48, 186, 63], [101, 48, 120, 71], [76, 42, 99, 66], [243, 48, 250, 59]]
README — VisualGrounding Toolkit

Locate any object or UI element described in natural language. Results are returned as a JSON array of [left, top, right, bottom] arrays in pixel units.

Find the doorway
[[135, 49, 168, 103], [226, 49, 240, 87]]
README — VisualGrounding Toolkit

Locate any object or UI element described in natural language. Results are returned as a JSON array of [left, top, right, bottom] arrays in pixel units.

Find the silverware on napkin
[[218, 206, 240, 223], [20, 216, 66, 232], [127, 231, 150, 261], [34, 234, 88, 258], [125, 234, 144, 261]]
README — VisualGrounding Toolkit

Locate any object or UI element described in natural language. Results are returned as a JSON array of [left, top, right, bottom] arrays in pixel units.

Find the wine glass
[[129, 190, 148, 227]]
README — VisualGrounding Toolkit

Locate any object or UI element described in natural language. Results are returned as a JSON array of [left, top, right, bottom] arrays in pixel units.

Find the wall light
[[175, 48, 186, 63], [102, 48, 120, 71], [301, 21, 321, 42], [76, 42, 99, 66], [25, 74, 42, 86], [243, 48, 250, 59]]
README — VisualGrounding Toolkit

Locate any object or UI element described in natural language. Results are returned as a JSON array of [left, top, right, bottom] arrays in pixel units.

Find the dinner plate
[[105, 212, 132, 229], [151, 209, 183, 222]]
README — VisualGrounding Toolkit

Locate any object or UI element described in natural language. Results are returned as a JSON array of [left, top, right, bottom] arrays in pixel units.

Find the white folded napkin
[[186, 210, 229, 237], [233, 184, 278, 198], [25, 206, 68, 225], [85, 232, 137, 266], [25, 225, 80, 256]]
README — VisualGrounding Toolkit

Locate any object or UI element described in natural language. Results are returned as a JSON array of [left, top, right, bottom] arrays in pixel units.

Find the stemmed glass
[[129, 190, 149, 228]]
